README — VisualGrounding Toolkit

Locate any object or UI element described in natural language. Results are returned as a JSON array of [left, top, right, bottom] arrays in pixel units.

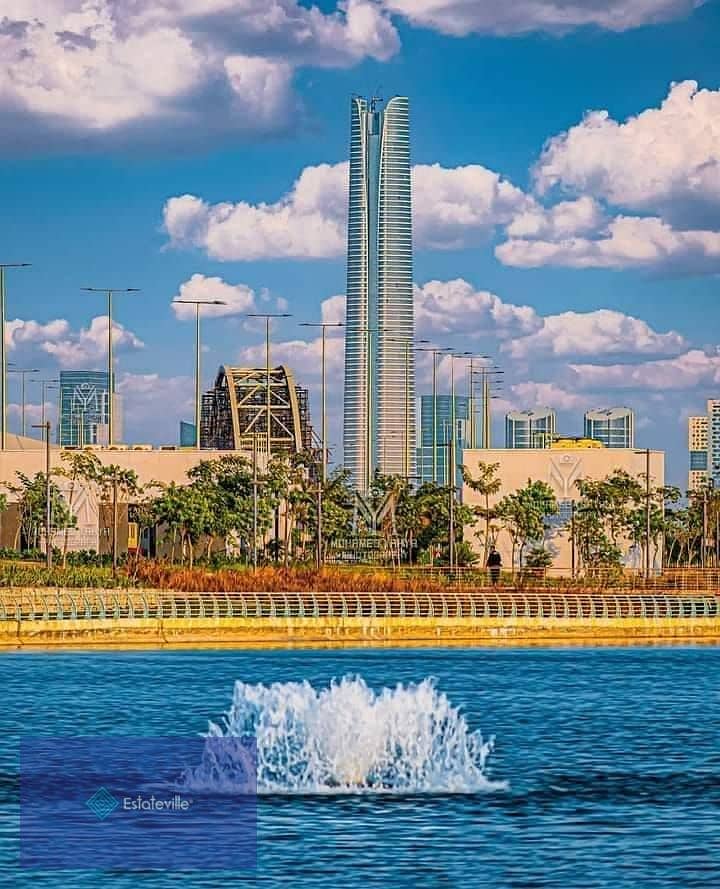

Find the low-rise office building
[[0, 440, 266, 555], [461, 445, 664, 573]]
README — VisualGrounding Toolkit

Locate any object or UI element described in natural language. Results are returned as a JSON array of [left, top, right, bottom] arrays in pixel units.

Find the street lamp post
[[470, 367, 503, 449], [246, 313, 291, 458], [448, 352, 472, 489], [81, 288, 140, 446], [173, 298, 226, 448], [634, 448, 652, 579], [415, 344, 453, 484], [464, 356, 490, 448], [299, 321, 344, 484], [0, 263, 30, 450], [32, 421, 52, 568], [34, 378, 59, 431], [8, 365, 40, 438]]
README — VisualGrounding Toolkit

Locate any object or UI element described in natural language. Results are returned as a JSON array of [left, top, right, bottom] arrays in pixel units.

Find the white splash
[[201, 676, 504, 795]]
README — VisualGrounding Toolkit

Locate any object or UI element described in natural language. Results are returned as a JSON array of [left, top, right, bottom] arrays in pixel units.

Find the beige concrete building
[[461, 445, 664, 573], [0, 439, 263, 554]]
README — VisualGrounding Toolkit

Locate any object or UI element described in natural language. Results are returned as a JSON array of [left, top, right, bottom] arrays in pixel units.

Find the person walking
[[487, 546, 502, 585]]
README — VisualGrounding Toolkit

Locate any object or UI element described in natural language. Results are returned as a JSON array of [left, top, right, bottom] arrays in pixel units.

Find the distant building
[[58, 371, 122, 446], [584, 407, 635, 449], [343, 96, 414, 491], [179, 421, 196, 447], [688, 415, 708, 491], [416, 395, 469, 486], [505, 409, 556, 449], [707, 400, 720, 489], [200, 365, 312, 454]]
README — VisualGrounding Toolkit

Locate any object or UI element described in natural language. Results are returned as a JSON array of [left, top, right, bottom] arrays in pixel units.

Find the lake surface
[[2, 646, 720, 887]]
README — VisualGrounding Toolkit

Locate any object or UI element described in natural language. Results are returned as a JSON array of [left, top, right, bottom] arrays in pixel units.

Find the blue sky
[[2, 0, 720, 485]]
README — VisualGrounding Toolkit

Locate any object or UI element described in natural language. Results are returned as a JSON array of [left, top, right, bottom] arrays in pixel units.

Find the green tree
[[96, 464, 140, 569], [496, 479, 557, 567], [412, 481, 476, 565], [462, 460, 501, 565], [9, 472, 75, 552], [573, 470, 645, 570], [57, 450, 104, 567]]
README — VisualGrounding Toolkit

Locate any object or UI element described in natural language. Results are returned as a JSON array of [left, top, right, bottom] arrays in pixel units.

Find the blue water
[[2, 646, 720, 887]]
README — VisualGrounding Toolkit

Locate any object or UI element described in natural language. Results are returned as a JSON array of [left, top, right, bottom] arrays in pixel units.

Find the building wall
[[0, 445, 264, 554], [461, 447, 665, 573]]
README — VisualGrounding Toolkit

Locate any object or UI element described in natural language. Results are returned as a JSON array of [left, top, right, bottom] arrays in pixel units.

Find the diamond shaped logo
[[86, 787, 120, 820]]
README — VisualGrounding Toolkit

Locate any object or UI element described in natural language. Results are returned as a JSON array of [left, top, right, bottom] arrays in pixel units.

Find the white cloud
[[321, 294, 347, 326], [6, 318, 70, 349], [569, 348, 720, 391], [414, 278, 540, 339], [505, 195, 605, 239], [239, 335, 345, 382], [0, 1, 399, 149], [412, 164, 530, 249], [40, 316, 144, 368], [222, 55, 296, 128], [505, 308, 687, 359], [171, 274, 259, 320], [496, 215, 720, 271], [534, 81, 720, 226], [507, 381, 586, 411], [116, 372, 194, 444], [381, 0, 704, 36], [163, 163, 348, 260], [164, 161, 528, 259]]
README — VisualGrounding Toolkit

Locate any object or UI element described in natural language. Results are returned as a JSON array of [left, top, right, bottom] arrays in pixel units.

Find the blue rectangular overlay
[[20, 736, 256, 871]]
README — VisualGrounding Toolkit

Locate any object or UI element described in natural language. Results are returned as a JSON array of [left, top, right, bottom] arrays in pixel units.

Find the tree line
[[2, 451, 718, 570]]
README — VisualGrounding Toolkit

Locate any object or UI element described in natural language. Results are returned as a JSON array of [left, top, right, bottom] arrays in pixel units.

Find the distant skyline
[[2, 1, 720, 486]]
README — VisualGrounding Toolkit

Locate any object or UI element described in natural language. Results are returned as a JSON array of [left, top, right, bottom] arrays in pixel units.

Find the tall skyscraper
[[343, 96, 414, 492], [584, 407, 634, 448], [505, 409, 556, 449], [416, 395, 469, 486], [688, 414, 709, 491], [58, 370, 120, 446]]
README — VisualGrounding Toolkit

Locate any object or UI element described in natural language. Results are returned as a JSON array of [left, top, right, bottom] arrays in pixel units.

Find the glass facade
[[505, 409, 556, 449], [343, 96, 414, 491], [57, 370, 111, 446], [416, 395, 469, 487], [179, 421, 196, 447], [584, 408, 635, 448], [690, 450, 708, 470], [709, 400, 720, 487]]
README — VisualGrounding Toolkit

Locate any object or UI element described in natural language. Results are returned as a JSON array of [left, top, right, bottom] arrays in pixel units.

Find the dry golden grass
[[133, 562, 458, 594]]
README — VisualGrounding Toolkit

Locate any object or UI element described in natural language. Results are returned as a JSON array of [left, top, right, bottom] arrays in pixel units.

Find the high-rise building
[[179, 421, 196, 447], [584, 407, 635, 449], [688, 415, 709, 491], [343, 96, 414, 491], [505, 409, 556, 449], [416, 395, 469, 486], [708, 399, 720, 488], [57, 371, 121, 446]]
